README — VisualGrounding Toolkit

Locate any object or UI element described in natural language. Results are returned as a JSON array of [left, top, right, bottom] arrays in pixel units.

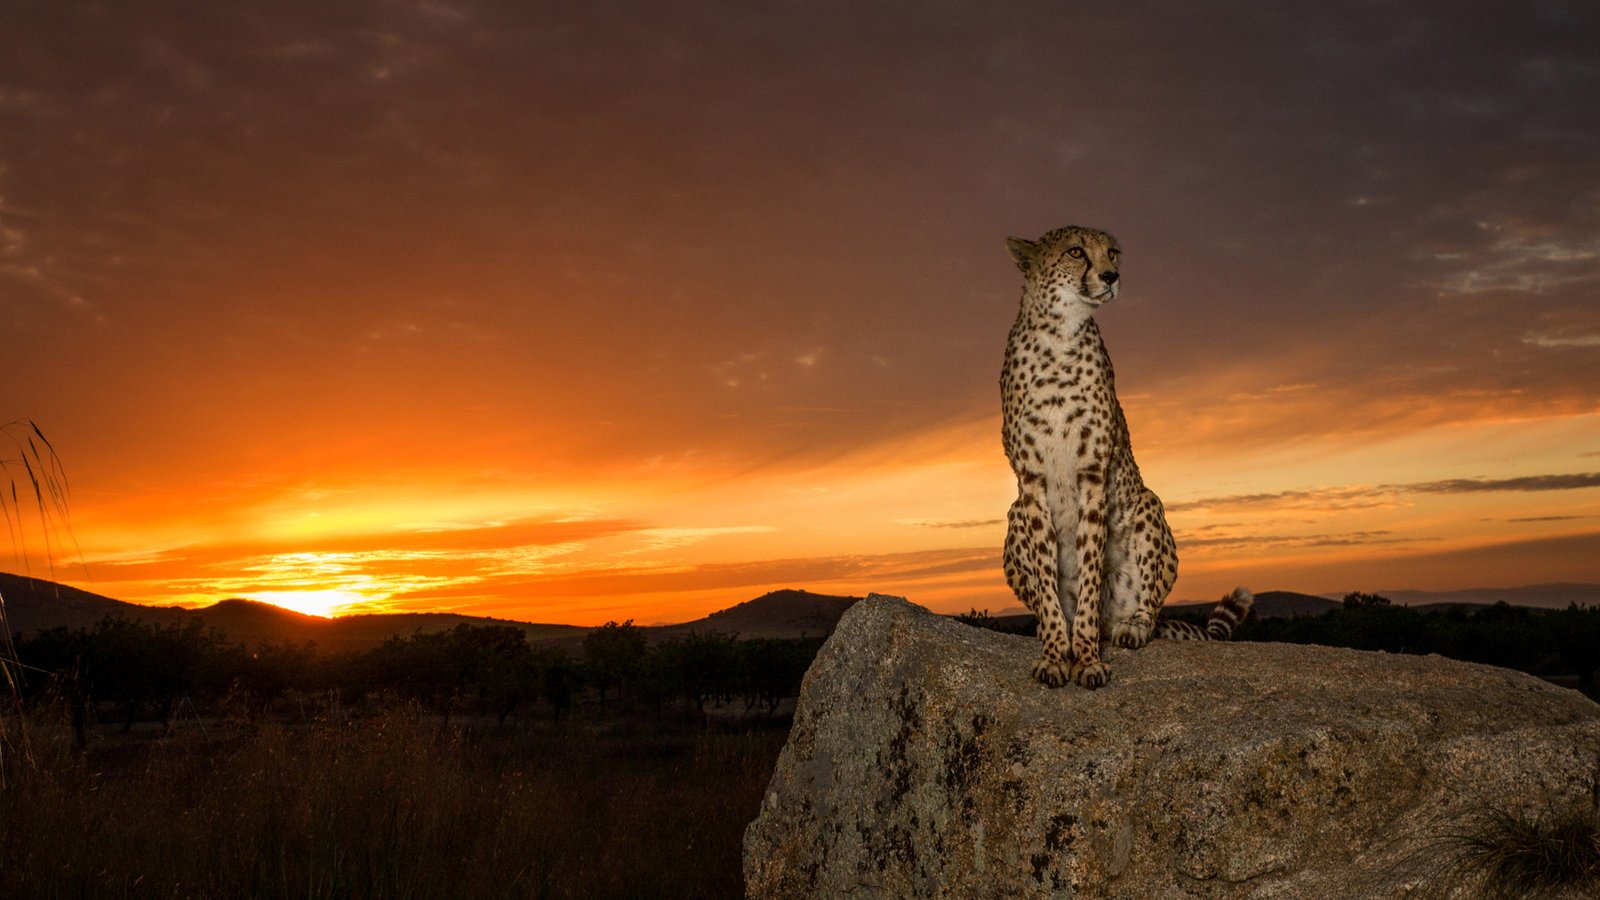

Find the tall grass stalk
[[0, 418, 74, 569], [1, 418, 77, 785]]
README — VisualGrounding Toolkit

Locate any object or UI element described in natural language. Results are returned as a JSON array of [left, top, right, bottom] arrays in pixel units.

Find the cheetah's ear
[[1005, 237, 1038, 273]]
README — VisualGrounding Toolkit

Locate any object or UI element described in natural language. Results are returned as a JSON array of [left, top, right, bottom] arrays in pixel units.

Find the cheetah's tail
[[1153, 587, 1254, 642]]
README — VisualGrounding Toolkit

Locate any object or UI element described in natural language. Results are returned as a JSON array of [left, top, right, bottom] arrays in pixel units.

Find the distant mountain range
[[978, 591, 1350, 631], [0, 572, 587, 651], [1165, 584, 1600, 618], [999, 590, 1363, 620], [0, 573, 859, 650], [1367, 583, 1600, 610], [3, 572, 1594, 651]]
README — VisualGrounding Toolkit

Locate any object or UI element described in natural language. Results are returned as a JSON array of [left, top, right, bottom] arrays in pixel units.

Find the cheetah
[[1000, 225, 1253, 689]]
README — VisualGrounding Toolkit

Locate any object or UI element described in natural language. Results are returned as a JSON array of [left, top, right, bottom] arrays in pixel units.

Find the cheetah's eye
[[1066, 247, 1084, 259], [1108, 248, 1120, 259]]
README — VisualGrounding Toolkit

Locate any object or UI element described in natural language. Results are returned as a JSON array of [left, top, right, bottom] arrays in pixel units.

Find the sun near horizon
[[236, 589, 364, 619]]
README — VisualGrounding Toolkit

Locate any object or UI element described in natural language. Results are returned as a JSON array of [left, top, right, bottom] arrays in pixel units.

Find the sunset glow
[[4, 3, 1598, 625], [240, 588, 365, 619]]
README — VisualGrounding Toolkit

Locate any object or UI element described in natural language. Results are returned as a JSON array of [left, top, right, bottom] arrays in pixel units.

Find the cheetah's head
[[1006, 226, 1120, 308]]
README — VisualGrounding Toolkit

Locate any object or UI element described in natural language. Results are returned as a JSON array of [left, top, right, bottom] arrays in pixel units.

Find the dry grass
[[1443, 803, 1600, 899], [0, 711, 785, 899]]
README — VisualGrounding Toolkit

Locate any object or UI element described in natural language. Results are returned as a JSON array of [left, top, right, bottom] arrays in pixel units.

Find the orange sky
[[4, 2, 1599, 624]]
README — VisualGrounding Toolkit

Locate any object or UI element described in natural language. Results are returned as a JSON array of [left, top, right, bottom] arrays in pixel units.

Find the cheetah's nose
[[1101, 271, 1119, 285]]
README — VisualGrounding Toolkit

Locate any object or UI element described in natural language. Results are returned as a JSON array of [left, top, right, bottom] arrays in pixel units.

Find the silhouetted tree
[[451, 625, 535, 723], [1548, 605, 1600, 696], [363, 630, 464, 716], [583, 620, 646, 713], [47, 619, 215, 731], [537, 647, 580, 723], [955, 608, 997, 630], [216, 639, 316, 720], [13, 624, 92, 749], [1456, 603, 1548, 671], [739, 637, 822, 718], [656, 632, 740, 721]]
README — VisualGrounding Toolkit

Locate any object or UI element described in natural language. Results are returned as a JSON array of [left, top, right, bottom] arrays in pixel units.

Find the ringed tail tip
[[1206, 586, 1254, 639]]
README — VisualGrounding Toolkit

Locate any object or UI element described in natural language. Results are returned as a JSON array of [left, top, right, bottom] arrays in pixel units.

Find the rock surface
[[744, 595, 1600, 898]]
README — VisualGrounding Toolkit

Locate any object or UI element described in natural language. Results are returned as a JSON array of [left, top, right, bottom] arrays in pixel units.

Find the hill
[[1, 574, 860, 651], [0, 573, 192, 634], [1247, 590, 1342, 618], [0, 572, 585, 652], [652, 589, 860, 640], [1166, 590, 1340, 619], [194, 599, 590, 651]]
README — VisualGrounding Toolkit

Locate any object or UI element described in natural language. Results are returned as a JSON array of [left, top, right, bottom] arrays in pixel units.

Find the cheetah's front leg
[[1004, 493, 1072, 687], [1069, 469, 1111, 688]]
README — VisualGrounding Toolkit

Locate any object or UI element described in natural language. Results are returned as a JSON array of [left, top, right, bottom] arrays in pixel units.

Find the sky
[[3, 0, 1599, 624]]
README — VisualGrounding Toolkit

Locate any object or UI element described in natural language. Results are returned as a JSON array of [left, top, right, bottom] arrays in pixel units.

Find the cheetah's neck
[[1017, 288, 1098, 341]]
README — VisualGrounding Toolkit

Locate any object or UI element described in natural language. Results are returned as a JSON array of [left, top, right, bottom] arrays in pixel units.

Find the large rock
[[744, 595, 1600, 898]]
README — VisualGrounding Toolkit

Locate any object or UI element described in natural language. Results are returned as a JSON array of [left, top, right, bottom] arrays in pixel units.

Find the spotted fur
[[1000, 225, 1252, 688]]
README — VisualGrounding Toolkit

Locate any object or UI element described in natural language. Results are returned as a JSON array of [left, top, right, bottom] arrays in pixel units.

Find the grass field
[[0, 710, 787, 899]]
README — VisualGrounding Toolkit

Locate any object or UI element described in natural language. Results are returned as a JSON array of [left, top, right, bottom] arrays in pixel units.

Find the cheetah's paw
[[1112, 616, 1154, 649], [1071, 659, 1112, 690], [1031, 656, 1071, 688]]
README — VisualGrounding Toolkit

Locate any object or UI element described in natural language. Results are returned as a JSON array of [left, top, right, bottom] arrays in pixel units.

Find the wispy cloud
[[1177, 529, 1420, 550], [709, 346, 835, 390], [1420, 203, 1600, 295], [1524, 333, 1600, 348], [1172, 472, 1600, 513], [389, 546, 998, 606], [899, 518, 1005, 530], [0, 169, 104, 323], [1167, 486, 1401, 513], [622, 526, 776, 554]]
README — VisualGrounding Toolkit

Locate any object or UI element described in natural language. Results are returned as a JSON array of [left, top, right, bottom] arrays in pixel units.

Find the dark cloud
[[1411, 473, 1600, 494], [1174, 472, 1600, 513]]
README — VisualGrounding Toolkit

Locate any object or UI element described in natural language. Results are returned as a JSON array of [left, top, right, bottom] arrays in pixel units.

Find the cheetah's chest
[[1003, 321, 1119, 469]]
